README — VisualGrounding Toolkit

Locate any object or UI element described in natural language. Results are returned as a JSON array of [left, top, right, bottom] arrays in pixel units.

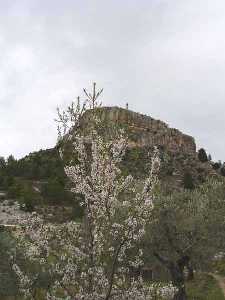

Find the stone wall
[[87, 106, 196, 155]]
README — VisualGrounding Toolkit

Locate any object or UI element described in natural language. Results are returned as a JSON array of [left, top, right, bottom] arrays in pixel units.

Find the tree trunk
[[186, 263, 194, 281], [154, 253, 187, 300], [168, 262, 187, 300], [173, 285, 186, 300]]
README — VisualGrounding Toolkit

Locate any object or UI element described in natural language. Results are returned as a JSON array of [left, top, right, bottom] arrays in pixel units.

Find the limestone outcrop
[[84, 106, 196, 155]]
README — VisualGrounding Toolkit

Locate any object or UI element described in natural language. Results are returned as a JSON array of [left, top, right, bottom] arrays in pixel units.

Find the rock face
[[87, 107, 196, 155]]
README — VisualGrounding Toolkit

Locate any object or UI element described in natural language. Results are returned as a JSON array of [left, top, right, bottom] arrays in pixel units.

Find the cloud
[[0, 0, 224, 160]]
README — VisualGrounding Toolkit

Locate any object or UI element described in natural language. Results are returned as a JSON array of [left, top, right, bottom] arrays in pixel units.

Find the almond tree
[[12, 84, 177, 300]]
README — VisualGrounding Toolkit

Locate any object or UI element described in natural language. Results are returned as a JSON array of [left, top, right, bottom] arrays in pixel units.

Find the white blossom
[[12, 86, 177, 300]]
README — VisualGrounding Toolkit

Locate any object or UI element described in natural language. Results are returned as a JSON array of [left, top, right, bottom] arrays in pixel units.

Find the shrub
[[183, 172, 195, 189], [220, 165, 225, 176], [213, 162, 222, 170], [40, 177, 69, 204], [7, 182, 23, 199], [19, 187, 41, 212], [198, 148, 208, 163]]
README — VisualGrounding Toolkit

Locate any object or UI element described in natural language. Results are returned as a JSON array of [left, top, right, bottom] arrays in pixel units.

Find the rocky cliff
[[86, 107, 196, 155]]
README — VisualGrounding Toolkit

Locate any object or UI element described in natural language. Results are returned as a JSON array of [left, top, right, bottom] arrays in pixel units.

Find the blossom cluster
[[12, 86, 176, 299]]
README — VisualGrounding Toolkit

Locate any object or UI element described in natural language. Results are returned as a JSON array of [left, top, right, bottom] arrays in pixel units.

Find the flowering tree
[[12, 84, 177, 300]]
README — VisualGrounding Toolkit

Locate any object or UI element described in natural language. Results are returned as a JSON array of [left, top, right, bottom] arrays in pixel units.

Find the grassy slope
[[186, 273, 225, 300]]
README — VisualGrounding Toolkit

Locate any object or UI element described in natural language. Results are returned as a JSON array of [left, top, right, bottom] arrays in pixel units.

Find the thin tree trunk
[[154, 253, 187, 300], [173, 285, 186, 300], [186, 262, 194, 281], [167, 261, 187, 300]]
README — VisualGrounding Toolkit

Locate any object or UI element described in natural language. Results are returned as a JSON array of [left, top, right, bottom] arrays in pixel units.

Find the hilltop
[[81, 107, 216, 190], [0, 106, 219, 215], [82, 106, 196, 154]]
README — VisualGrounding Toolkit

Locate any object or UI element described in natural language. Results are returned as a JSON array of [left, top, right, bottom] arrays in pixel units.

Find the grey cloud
[[0, 0, 224, 160]]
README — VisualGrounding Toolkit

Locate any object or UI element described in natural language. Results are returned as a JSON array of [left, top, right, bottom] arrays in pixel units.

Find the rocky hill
[[83, 106, 196, 154], [0, 106, 220, 300], [80, 106, 217, 191], [0, 106, 218, 211]]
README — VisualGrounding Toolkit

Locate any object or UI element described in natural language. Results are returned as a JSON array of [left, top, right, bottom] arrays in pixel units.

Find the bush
[[213, 162, 222, 170], [3, 176, 15, 190], [183, 172, 195, 189], [7, 182, 23, 199], [41, 177, 73, 205], [198, 148, 208, 163], [0, 231, 18, 297], [220, 165, 225, 177], [19, 185, 42, 212]]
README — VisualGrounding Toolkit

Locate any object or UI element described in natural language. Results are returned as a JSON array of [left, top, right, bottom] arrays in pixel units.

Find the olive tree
[[143, 179, 225, 300]]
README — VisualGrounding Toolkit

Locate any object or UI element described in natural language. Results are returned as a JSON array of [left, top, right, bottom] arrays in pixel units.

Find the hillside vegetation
[[1, 103, 225, 300]]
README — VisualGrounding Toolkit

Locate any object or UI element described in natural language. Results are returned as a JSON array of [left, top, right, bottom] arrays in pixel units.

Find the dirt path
[[210, 273, 225, 297]]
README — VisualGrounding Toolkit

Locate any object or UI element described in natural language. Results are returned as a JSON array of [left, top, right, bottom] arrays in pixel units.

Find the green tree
[[7, 181, 23, 199], [0, 156, 6, 169], [198, 148, 208, 163], [6, 155, 18, 176], [143, 179, 225, 300], [41, 177, 66, 204], [212, 161, 221, 170]]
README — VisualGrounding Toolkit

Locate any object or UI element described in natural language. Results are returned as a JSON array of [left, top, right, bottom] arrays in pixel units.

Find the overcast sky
[[0, 0, 225, 160]]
